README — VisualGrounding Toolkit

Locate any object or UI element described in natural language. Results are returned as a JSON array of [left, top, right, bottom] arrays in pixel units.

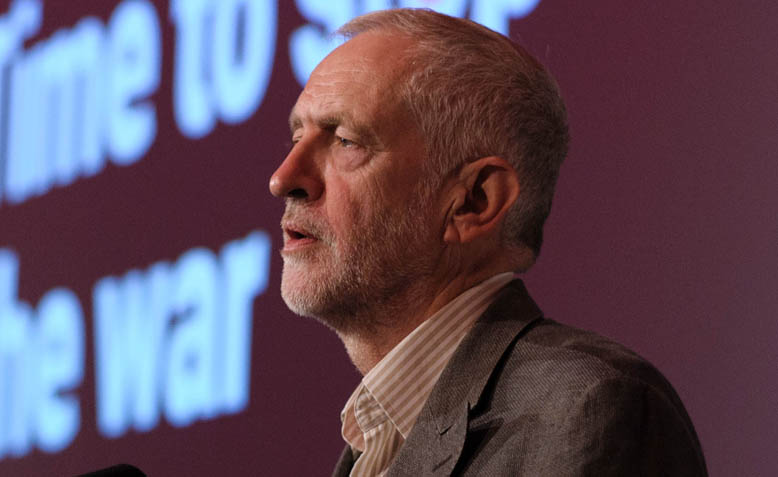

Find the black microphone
[[77, 464, 145, 476]]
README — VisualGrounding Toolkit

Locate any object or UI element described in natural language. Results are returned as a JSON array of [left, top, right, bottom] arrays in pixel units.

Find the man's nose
[[269, 141, 323, 201]]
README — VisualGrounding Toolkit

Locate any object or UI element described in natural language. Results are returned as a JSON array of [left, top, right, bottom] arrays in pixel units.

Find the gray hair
[[337, 8, 569, 262]]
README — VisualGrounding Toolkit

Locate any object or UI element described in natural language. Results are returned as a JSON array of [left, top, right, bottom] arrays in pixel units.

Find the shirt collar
[[341, 272, 515, 449]]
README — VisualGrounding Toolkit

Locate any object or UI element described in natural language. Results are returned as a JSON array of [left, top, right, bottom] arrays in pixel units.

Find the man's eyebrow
[[288, 113, 302, 134], [289, 112, 380, 145]]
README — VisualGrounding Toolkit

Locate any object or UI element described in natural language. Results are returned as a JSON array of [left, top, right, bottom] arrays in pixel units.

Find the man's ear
[[443, 156, 520, 244]]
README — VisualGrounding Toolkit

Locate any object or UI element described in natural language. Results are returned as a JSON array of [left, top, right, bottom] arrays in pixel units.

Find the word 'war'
[[0, 231, 272, 460]]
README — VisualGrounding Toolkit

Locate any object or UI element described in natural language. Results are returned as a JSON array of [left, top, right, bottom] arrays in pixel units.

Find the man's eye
[[337, 136, 356, 147]]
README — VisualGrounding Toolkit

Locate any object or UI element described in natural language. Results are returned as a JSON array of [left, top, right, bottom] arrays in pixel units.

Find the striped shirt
[[340, 272, 515, 476]]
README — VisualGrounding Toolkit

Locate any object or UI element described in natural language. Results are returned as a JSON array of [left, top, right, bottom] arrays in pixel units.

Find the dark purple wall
[[0, 1, 775, 476], [522, 3, 778, 476]]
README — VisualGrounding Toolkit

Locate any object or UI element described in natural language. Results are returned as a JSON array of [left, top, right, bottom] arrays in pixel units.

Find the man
[[269, 8, 707, 477]]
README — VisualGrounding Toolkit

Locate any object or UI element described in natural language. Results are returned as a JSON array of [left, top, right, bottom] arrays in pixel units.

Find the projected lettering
[[0, 0, 279, 205], [289, 0, 541, 85], [0, 231, 271, 459], [0, 0, 161, 205], [94, 231, 271, 437], [0, 251, 85, 458], [170, 0, 277, 138]]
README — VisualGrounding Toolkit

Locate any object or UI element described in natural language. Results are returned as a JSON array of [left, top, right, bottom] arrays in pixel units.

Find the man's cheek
[[325, 196, 361, 233]]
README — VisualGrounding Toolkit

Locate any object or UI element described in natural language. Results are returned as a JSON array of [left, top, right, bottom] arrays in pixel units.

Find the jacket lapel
[[387, 279, 543, 476]]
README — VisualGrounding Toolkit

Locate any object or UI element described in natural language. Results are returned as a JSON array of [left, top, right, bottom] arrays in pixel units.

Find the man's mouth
[[282, 223, 319, 251]]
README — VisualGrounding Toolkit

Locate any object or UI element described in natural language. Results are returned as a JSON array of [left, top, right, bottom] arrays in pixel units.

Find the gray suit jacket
[[332, 280, 707, 476]]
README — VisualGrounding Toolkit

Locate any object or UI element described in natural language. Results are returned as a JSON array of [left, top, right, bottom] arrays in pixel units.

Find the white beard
[[280, 188, 439, 333]]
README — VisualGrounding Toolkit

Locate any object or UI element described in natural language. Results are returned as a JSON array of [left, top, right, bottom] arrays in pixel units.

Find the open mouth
[[283, 224, 318, 250], [288, 229, 307, 239], [285, 226, 312, 240]]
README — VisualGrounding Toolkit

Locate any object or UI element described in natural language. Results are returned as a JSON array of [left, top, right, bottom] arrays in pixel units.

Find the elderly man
[[269, 8, 707, 477]]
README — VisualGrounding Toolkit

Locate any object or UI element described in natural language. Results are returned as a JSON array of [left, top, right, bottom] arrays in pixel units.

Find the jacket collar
[[387, 279, 543, 476]]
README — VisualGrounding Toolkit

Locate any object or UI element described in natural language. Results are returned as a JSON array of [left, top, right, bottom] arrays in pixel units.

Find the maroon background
[[0, 1, 776, 475]]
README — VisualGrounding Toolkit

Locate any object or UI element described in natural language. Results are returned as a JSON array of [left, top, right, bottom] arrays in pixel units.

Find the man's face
[[269, 32, 443, 331]]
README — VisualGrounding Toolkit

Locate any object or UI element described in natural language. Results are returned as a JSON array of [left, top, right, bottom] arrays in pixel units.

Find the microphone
[[77, 464, 146, 476]]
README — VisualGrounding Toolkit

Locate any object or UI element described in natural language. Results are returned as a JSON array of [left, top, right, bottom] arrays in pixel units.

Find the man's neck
[[335, 269, 504, 375]]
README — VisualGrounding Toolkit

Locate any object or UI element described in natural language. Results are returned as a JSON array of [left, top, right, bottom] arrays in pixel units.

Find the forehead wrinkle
[[288, 37, 415, 146], [289, 71, 373, 131], [289, 104, 374, 135], [289, 92, 385, 147]]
